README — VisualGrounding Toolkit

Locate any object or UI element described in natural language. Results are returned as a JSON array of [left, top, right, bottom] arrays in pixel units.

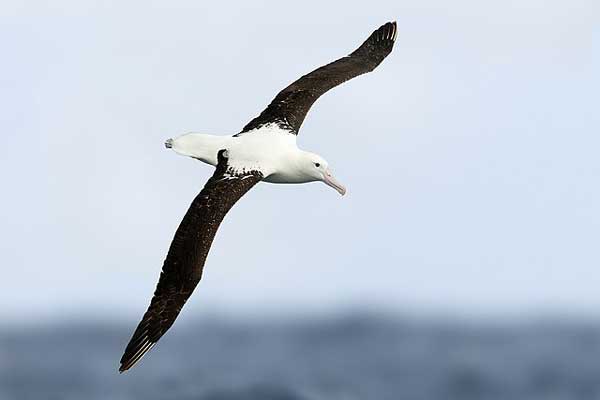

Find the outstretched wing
[[238, 21, 398, 135], [119, 151, 262, 372]]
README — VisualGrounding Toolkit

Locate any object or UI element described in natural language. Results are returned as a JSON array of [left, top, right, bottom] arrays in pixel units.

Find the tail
[[165, 133, 229, 166]]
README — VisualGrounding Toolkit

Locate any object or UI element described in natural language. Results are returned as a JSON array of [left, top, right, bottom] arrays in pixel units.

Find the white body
[[167, 124, 346, 195]]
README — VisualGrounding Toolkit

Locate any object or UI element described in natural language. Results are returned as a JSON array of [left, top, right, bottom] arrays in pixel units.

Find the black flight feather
[[238, 21, 398, 135], [119, 151, 262, 372]]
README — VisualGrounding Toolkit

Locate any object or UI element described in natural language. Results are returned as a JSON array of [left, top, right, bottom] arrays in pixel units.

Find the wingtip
[[119, 335, 157, 373], [360, 21, 398, 52], [378, 21, 398, 43], [118, 362, 134, 373], [118, 360, 132, 373]]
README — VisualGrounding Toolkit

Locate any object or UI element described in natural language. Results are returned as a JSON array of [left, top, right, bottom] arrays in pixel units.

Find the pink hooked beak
[[323, 168, 346, 196]]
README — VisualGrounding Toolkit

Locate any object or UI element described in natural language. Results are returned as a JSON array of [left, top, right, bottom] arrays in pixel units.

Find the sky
[[1, 0, 599, 323]]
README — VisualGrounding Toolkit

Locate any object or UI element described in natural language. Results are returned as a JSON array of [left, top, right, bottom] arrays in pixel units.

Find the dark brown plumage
[[239, 21, 397, 135], [119, 151, 262, 372]]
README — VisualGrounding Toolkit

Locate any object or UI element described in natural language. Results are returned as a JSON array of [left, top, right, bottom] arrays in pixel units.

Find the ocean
[[1, 313, 599, 400]]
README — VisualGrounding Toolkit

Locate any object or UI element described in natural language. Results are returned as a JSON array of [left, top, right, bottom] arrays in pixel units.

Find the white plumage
[[168, 124, 347, 193]]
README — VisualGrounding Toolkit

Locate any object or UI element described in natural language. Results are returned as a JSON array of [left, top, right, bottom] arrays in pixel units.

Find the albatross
[[119, 21, 398, 372]]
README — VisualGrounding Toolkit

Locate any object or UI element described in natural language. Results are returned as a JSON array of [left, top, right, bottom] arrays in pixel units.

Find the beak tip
[[323, 169, 346, 196]]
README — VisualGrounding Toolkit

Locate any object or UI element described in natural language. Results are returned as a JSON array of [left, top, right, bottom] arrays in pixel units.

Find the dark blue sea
[[1, 313, 600, 400]]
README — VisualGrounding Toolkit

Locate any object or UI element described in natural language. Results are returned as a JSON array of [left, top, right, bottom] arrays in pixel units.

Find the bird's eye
[[314, 162, 320, 168]]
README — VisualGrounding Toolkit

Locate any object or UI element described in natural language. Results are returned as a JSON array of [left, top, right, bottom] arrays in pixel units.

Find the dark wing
[[119, 150, 262, 372], [238, 21, 398, 135]]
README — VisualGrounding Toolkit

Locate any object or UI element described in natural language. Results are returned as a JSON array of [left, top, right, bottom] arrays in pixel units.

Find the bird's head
[[299, 152, 346, 196]]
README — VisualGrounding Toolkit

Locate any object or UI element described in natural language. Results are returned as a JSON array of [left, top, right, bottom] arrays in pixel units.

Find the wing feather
[[119, 150, 262, 372], [238, 21, 397, 135]]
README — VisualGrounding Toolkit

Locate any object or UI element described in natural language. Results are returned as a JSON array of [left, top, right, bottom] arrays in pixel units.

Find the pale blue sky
[[1, 0, 599, 322]]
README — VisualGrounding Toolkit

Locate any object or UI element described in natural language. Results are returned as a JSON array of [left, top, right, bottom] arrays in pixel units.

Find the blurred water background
[[2, 312, 600, 400]]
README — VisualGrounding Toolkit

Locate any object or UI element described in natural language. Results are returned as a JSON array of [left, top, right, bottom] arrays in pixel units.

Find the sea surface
[[1, 313, 600, 400]]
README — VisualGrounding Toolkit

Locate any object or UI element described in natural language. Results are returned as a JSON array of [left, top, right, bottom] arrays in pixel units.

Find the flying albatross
[[119, 21, 398, 372]]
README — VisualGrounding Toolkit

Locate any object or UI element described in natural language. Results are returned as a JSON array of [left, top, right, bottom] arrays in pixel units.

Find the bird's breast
[[227, 130, 299, 178]]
